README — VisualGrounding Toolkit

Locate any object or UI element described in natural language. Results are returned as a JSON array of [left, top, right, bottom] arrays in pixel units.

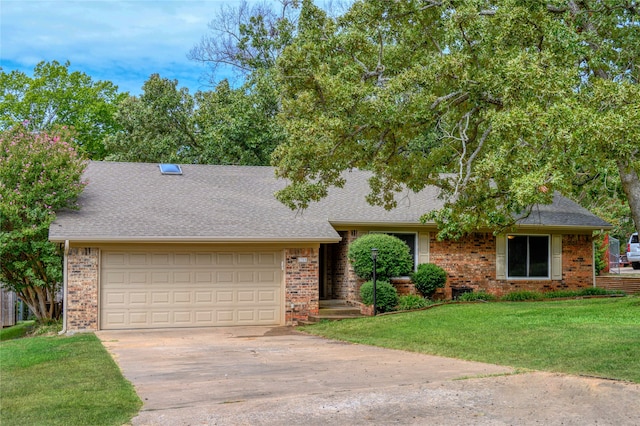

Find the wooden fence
[[1, 288, 17, 328], [595, 275, 640, 295]]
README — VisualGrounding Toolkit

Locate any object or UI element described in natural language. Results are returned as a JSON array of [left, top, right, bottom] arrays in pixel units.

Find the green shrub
[[500, 290, 544, 301], [360, 280, 399, 313], [397, 294, 430, 311], [544, 290, 579, 299], [348, 234, 413, 280], [411, 263, 447, 297], [578, 287, 619, 296], [458, 291, 496, 302]]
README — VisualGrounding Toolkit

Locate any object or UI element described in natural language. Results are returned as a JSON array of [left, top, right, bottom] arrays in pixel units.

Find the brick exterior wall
[[285, 248, 319, 325], [430, 232, 594, 298], [66, 247, 100, 331]]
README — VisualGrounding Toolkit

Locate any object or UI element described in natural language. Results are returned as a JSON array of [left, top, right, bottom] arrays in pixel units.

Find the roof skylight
[[159, 164, 182, 175]]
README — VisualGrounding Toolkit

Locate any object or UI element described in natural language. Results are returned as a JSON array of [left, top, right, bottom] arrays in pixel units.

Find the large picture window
[[507, 235, 549, 278]]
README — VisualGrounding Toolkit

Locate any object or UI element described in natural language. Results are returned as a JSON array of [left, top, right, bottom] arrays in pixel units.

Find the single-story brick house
[[49, 161, 611, 332]]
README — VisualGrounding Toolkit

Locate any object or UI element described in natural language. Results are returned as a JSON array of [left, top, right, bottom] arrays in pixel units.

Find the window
[[507, 235, 549, 278]]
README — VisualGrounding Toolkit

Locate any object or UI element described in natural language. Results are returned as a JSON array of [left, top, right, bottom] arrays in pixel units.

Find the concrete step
[[307, 300, 365, 323], [319, 307, 361, 316], [306, 313, 364, 323]]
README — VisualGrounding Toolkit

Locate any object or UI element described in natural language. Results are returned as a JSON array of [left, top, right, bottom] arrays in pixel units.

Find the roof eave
[[511, 223, 613, 232], [49, 235, 343, 244]]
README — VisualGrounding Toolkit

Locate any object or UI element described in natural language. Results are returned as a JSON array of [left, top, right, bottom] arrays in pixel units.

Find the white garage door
[[100, 249, 283, 330]]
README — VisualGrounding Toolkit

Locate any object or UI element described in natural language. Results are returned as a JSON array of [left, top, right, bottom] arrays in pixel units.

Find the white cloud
[[0, 0, 244, 94]]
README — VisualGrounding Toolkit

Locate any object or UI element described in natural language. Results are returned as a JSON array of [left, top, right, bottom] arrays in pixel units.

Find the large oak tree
[[273, 0, 640, 238]]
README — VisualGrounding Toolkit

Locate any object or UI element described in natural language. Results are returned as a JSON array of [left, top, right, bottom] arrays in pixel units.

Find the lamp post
[[371, 248, 378, 316]]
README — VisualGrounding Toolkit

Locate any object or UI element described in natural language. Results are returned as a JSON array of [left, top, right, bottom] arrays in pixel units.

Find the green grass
[[300, 297, 640, 383], [0, 333, 142, 426], [0, 321, 36, 341]]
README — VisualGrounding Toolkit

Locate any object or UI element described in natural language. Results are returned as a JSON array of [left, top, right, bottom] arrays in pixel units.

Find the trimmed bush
[[412, 263, 447, 297], [360, 280, 399, 313], [348, 234, 413, 280], [544, 288, 624, 299], [500, 290, 544, 301], [397, 294, 430, 311], [577, 287, 622, 296], [458, 291, 496, 302]]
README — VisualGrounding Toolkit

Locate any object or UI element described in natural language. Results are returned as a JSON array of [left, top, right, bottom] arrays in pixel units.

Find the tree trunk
[[617, 156, 640, 234], [17, 284, 59, 322]]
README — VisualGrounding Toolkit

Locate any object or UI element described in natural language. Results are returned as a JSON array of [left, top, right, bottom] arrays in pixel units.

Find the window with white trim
[[507, 235, 550, 278]]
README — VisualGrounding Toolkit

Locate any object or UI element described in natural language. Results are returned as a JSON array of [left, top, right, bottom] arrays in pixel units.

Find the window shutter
[[496, 234, 506, 280], [551, 234, 562, 280], [418, 232, 430, 264]]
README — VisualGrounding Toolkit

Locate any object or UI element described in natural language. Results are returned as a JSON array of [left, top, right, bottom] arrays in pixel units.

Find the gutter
[[49, 236, 343, 244], [58, 240, 69, 335]]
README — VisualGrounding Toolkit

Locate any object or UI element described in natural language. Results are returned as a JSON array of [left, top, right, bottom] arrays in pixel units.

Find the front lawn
[[0, 321, 35, 341], [0, 333, 141, 426], [300, 297, 640, 383]]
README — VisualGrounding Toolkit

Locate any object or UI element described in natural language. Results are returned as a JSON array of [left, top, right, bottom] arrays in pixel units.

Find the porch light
[[371, 248, 378, 316]]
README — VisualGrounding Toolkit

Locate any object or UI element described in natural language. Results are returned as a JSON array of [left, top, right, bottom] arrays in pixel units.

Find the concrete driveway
[[98, 326, 640, 425]]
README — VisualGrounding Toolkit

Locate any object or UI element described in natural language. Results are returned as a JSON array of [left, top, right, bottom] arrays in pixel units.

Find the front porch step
[[305, 300, 364, 323]]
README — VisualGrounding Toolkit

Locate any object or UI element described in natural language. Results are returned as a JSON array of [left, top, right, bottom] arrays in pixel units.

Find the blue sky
[[0, 0, 248, 95]]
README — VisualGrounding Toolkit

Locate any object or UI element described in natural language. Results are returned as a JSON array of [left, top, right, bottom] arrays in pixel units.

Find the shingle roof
[[49, 161, 611, 243]]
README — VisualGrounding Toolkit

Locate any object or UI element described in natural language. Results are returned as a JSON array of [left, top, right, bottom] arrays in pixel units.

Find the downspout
[[593, 236, 597, 288], [59, 240, 69, 335]]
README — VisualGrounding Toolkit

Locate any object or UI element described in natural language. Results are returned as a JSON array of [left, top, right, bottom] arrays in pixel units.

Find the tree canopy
[[273, 0, 640, 238], [106, 73, 284, 165], [0, 124, 87, 321], [0, 60, 125, 159]]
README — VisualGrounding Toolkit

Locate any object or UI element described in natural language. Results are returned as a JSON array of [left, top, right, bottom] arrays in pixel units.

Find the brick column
[[285, 248, 319, 325], [66, 247, 99, 331]]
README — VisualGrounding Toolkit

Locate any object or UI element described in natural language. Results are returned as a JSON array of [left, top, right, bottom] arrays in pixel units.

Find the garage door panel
[[129, 292, 148, 304], [195, 272, 212, 283], [130, 312, 150, 325], [258, 290, 276, 302], [237, 271, 255, 282], [258, 310, 277, 321], [174, 253, 191, 265], [129, 253, 149, 265], [151, 292, 170, 304], [237, 310, 255, 322], [259, 271, 276, 282], [174, 272, 191, 283], [130, 272, 147, 284], [195, 292, 212, 303], [101, 249, 282, 329], [151, 272, 170, 283], [217, 253, 234, 265], [237, 290, 255, 302], [216, 271, 233, 282]]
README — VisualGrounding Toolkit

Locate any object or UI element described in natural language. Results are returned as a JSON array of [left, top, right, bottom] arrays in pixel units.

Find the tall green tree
[[196, 75, 285, 166], [105, 74, 200, 163], [0, 124, 87, 321], [273, 0, 640, 238], [106, 73, 284, 166], [0, 60, 125, 159]]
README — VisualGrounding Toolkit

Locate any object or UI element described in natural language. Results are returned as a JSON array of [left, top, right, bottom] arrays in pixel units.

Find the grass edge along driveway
[[300, 297, 640, 383], [0, 333, 141, 426]]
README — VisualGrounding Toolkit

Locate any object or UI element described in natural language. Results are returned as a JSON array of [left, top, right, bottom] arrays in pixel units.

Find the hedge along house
[[50, 161, 611, 332]]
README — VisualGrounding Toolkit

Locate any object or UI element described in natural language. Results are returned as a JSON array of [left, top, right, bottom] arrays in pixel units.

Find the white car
[[627, 233, 640, 270]]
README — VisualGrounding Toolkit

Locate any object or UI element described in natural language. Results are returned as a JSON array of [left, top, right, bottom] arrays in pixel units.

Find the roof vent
[[159, 164, 182, 175]]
